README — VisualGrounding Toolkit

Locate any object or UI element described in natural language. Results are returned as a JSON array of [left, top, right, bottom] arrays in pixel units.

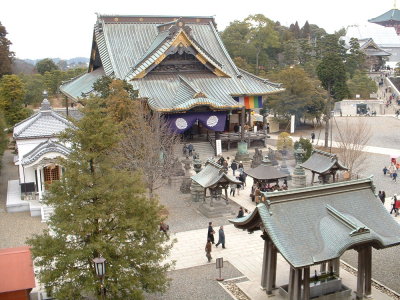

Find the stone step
[[41, 205, 54, 223]]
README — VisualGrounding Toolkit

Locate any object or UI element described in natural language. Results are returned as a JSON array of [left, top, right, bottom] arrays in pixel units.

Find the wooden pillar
[[303, 267, 310, 300], [240, 106, 245, 141], [293, 268, 302, 300], [364, 246, 372, 297], [260, 234, 269, 290], [65, 96, 69, 117], [224, 188, 228, 204], [327, 260, 333, 274], [311, 172, 315, 186], [271, 245, 278, 288], [288, 267, 295, 300], [266, 240, 274, 294], [333, 258, 340, 277], [320, 262, 326, 273], [356, 248, 366, 300]]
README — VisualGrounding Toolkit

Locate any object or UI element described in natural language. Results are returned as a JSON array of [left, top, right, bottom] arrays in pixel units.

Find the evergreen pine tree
[[27, 99, 173, 300], [0, 22, 14, 77]]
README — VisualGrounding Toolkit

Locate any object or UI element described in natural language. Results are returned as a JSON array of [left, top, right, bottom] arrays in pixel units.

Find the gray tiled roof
[[191, 160, 241, 188], [230, 177, 400, 268], [60, 67, 105, 100], [20, 139, 70, 166], [13, 100, 74, 140], [244, 165, 287, 181], [61, 15, 283, 110], [300, 149, 348, 174]]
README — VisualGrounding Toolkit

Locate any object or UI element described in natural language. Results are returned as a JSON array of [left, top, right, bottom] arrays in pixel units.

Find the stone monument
[[190, 158, 204, 202], [180, 156, 193, 193], [251, 148, 263, 168], [292, 144, 306, 188], [268, 148, 279, 166]]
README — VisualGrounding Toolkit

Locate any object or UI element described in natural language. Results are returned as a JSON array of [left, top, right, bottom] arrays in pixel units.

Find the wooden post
[[364, 246, 372, 297], [311, 172, 315, 186], [333, 258, 340, 277], [63, 96, 69, 117], [271, 245, 277, 288], [303, 267, 310, 300], [356, 248, 365, 300], [288, 267, 295, 300], [266, 240, 274, 294], [241, 107, 245, 141], [293, 268, 301, 300], [260, 234, 269, 290], [224, 188, 228, 205]]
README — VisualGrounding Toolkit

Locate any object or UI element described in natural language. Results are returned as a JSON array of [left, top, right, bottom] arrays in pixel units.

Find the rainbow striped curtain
[[233, 96, 263, 109]]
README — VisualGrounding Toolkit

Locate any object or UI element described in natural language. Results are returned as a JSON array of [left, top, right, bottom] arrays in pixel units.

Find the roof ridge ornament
[[326, 204, 370, 236], [40, 91, 52, 112]]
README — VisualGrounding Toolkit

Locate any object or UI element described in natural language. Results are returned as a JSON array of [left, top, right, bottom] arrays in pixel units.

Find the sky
[[0, 0, 397, 59]]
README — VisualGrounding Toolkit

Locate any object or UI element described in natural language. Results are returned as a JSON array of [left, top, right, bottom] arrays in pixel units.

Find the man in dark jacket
[[231, 161, 238, 176], [215, 226, 225, 248]]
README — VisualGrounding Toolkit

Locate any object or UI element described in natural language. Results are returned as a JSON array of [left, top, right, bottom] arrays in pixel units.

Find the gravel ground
[[0, 150, 47, 249], [145, 261, 245, 300], [157, 185, 241, 234]]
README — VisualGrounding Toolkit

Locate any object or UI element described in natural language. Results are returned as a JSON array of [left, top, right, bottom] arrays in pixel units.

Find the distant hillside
[[11, 58, 36, 74], [22, 57, 89, 66]]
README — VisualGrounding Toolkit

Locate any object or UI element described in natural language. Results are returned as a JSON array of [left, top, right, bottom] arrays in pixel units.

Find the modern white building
[[7, 98, 75, 220]]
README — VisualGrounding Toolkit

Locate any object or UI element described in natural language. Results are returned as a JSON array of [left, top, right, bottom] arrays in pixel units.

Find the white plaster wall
[[16, 138, 52, 161]]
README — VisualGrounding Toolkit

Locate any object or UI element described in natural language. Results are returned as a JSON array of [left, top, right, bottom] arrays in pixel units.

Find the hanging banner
[[233, 96, 263, 109], [166, 112, 227, 133]]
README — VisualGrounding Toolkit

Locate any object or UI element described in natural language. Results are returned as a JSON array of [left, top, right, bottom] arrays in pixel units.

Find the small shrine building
[[230, 178, 400, 300], [60, 15, 283, 145]]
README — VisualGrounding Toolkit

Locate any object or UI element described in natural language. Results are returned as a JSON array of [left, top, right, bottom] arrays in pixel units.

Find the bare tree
[[117, 102, 180, 197], [334, 117, 371, 177]]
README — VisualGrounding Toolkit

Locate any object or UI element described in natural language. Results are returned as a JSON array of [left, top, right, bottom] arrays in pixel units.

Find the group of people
[[205, 222, 225, 262], [182, 143, 195, 157], [205, 208, 250, 262], [383, 163, 399, 182], [250, 180, 288, 203]]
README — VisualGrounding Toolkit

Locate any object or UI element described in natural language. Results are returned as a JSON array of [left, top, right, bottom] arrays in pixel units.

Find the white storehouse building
[[7, 98, 75, 221]]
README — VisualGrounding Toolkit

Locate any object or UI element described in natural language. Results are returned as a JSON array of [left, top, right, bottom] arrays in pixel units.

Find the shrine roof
[[60, 67, 105, 100], [13, 99, 74, 140], [60, 15, 283, 109], [230, 177, 400, 268], [19, 139, 70, 166], [359, 38, 392, 56], [191, 160, 241, 188], [369, 8, 400, 24], [300, 149, 348, 174], [244, 164, 287, 181]]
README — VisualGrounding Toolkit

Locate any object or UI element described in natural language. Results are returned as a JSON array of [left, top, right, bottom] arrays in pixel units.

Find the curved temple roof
[[230, 178, 400, 268], [60, 15, 284, 112], [300, 149, 348, 174], [19, 139, 70, 166], [191, 160, 241, 188]]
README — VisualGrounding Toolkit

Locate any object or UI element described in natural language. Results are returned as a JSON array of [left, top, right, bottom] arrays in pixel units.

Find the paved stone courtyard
[[2, 116, 400, 299]]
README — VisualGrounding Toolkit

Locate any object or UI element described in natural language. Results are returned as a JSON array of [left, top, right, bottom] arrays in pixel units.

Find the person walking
[[238, 161, 244, 174], [383, 166, 388, 175], [393, 171, 398, 182], [187, 143, 194, 156], [230, 183, 236, 197], [235, 179, 241, 196], [205, 239, 212, 262], [378, 191, 385, 205], [390, 195, 399, 216], [311, 132, 315, 143], [207, 222, 215, 244], [215, 226, 225, 248], [231, 161, 238, 176]]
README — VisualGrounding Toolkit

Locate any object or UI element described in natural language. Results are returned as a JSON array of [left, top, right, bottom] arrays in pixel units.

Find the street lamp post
[[93, 257, 106, 300]]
